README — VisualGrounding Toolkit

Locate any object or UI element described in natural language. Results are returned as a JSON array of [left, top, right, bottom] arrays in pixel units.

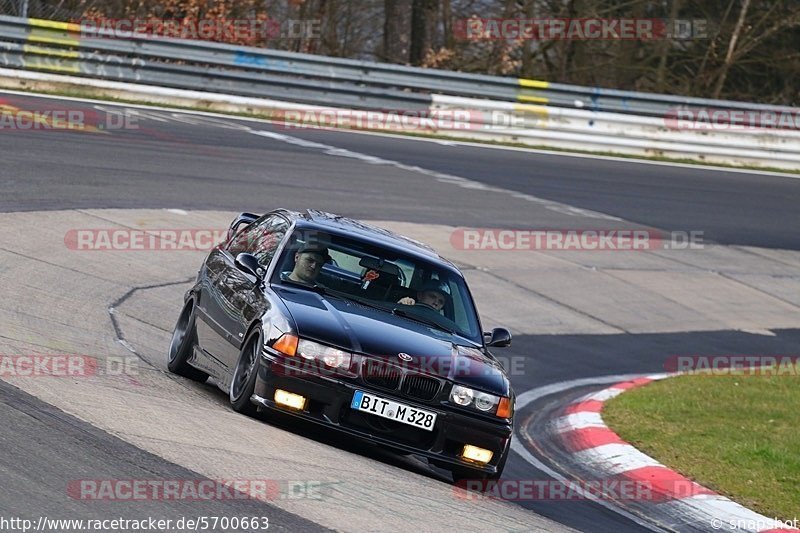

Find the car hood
[[274, 287, 509, 395]]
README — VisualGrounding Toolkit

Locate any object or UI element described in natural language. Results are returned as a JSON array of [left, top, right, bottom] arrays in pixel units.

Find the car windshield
[[271, 228, 482, 342]]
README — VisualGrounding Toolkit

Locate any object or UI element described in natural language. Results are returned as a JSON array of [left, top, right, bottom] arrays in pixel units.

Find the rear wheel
[[167, 300, 209, 383], [229, 328, 261, 417]]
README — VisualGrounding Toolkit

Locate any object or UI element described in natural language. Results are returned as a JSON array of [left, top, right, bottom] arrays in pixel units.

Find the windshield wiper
[[281, 279, 332, 296], [342, 294, 394, 313], [392, 307, 456, 334]]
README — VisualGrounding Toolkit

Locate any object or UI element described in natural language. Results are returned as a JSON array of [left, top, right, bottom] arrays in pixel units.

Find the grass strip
[[604, 373, 800, 519]]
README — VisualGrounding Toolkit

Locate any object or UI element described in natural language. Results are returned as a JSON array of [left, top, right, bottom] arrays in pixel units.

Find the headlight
[[474, 391, 499, 411], [450, 385, 474, 406], [449, 384, 507, 417], [297, 339, 351, 369]]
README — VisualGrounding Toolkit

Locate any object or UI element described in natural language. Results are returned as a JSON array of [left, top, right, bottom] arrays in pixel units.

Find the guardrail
[[0, 15, 798, 170]]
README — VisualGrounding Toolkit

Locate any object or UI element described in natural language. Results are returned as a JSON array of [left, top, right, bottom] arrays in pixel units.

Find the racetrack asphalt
[[1, 91, 799, 532], [2, 92, 799, 251], [0, 379, 328, 532]]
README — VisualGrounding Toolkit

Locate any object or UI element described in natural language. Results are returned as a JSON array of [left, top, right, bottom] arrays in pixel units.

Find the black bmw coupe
[[168, 209, 514, 482]]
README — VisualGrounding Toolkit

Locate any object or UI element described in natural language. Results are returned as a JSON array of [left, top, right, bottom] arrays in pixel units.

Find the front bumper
[[252, 354, 512, 474]]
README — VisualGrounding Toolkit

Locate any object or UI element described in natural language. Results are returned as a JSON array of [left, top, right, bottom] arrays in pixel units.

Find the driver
[[397, 281, 449, 312], [286, 244, 330, 285]]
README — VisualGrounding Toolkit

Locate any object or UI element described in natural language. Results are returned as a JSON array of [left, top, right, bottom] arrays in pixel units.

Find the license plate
[[351, 390, 437, 431]]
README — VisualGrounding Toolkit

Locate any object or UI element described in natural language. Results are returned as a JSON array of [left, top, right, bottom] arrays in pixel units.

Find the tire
[[168, 300, 209, 383], [229, 328, 261, 417]]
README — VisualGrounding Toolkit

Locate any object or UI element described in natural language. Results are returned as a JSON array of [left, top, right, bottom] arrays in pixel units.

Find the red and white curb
[[553, 373, 797, 532]]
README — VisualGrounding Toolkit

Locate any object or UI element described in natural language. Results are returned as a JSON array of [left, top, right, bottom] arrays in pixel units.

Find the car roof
[[275, 209, 458, 270]]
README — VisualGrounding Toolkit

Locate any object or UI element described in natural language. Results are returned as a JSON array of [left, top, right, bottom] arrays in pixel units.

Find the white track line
[[251, 129, 624, 221], [512, 373, 662, 531]]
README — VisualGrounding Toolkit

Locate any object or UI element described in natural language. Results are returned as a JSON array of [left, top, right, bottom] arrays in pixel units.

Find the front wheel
[[229, 328, 261, 417], [167, 300, 209, 383]]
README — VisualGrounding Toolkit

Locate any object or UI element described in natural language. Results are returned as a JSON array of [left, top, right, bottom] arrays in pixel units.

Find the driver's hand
[[397, 297, 416, 305]]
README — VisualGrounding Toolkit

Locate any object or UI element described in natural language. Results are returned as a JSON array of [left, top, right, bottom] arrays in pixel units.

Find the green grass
[[2, 83, 799, 175], [603, 374, 800, 520]]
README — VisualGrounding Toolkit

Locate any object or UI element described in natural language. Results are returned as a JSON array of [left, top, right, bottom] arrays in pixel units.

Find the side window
[[448, 280, 479, 338], [448, 280, 467, 331], [227, 215, 289, 266]]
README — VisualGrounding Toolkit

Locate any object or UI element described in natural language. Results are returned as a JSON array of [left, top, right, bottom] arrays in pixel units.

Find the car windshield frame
[[269, 227, 483, 343]]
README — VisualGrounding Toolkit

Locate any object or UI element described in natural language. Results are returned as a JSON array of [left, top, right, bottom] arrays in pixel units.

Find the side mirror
[[235, 253, 265, 281], [485, 327, 512, 348]]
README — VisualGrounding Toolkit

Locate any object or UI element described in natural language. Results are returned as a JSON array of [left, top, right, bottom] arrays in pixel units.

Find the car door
[[193, 246, 232, 379], [202, 214, 289, 374]]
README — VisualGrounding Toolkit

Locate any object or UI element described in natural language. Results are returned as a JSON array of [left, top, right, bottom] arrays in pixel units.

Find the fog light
[[274, 389, 306, 410], [461, 445, 493, 464]]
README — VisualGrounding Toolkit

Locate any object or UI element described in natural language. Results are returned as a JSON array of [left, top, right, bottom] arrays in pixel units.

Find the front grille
[[362, 360, 402, 390], [402, 374, 441, 401], [361, 358, 443, 402]]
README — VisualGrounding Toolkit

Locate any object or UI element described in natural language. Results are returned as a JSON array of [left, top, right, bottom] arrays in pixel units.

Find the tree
[[712, 0, 751, 98], [20, 0, 800, 104], [382, 0, 411, 63], [409, 0, 438, 65]]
